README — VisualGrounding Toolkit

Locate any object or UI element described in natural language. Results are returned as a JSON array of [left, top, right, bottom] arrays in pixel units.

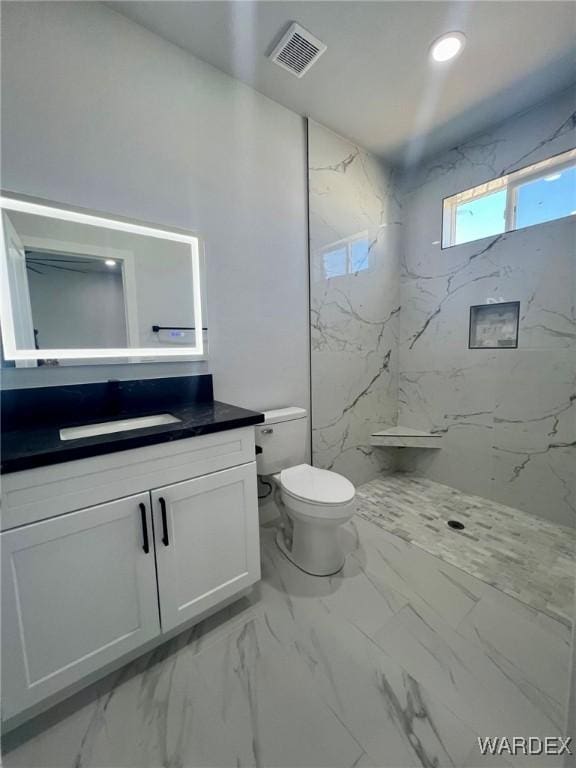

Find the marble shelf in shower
[[370, 426, 444, 449]]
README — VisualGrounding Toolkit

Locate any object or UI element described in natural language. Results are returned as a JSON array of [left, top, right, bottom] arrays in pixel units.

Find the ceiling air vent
[[269, 23, 327, 78]]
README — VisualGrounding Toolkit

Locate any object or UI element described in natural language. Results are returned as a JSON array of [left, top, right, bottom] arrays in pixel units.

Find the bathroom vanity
[[0, 194, 265, 726], [1, 376, 264, 725]]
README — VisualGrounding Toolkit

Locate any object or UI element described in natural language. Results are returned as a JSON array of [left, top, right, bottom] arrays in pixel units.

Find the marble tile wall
[[308, 120, 401, 486], [307, 91, 574, 526], [397, 87, 576, 528]]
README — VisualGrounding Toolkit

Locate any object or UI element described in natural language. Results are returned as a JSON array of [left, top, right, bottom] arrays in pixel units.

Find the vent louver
[[269, 23, 327, 78]]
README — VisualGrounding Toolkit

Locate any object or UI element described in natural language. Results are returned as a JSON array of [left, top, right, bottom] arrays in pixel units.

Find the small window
[[318, 233, 372, 279], [323, 246, 347, 278], [514, 165, 576, 229], [453, 188, 507, 246], [348, 239, 368, 271], [442, 148, 576, 248]]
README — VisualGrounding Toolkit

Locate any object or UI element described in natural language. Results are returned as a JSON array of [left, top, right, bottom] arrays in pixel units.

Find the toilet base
[[275, 528, 345, 577]]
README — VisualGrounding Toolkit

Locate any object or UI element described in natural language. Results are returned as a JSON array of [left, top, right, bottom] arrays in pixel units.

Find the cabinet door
[[1, 494, 160, 718], [152, 463, 260, 633]]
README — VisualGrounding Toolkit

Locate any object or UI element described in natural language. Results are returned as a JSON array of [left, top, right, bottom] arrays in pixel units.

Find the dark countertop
[[1, 400, 264, 474], [1, 376, 264, 474]]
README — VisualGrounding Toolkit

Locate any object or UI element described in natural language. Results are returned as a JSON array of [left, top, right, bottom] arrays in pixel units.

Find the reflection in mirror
[[25, 252, 129, 351], [0, 197, 205, 365]]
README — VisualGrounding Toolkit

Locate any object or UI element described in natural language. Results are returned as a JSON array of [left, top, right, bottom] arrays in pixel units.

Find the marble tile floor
[[356, 474, 575, 627], [2, 514, 573, 768]]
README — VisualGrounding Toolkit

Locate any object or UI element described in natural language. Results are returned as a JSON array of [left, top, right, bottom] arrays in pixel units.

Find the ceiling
[[111, 1, 576, 166]]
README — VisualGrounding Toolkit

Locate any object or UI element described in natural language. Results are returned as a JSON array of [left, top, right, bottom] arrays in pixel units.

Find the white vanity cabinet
[[1, 493, 161, 718], [152, 464, 260, 633], [1, 427, 260, 723]]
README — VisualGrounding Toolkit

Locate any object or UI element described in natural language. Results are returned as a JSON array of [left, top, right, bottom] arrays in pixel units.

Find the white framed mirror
[[0, 194, 206, 366]]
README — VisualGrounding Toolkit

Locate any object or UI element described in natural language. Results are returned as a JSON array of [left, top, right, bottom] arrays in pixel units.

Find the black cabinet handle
[[159, 497, 169, 546], [139, 503, 150, 554]]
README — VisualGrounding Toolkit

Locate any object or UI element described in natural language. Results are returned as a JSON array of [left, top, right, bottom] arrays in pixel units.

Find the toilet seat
[[275, 464, 356, 575], [280, 464, 355, 508]]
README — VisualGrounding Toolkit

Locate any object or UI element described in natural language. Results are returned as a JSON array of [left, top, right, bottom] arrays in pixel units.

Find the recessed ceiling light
[[430, 32, 466, 63], [105, 259, 116, 267], [544, 172, 561, 182]]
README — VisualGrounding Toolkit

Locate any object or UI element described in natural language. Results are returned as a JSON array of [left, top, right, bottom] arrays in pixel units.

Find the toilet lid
[[280, 464, 355, 505]]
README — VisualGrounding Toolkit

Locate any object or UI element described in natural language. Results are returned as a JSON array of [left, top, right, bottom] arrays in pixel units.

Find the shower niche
[[469, 301, 520, 349]]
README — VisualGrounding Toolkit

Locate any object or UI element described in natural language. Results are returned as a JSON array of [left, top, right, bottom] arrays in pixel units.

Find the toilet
[[256, 407, 355, 576]]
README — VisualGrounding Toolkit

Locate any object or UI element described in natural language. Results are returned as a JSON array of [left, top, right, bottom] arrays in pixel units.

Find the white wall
[[0, 1, 309, 416], [27, 265, 127, 349]]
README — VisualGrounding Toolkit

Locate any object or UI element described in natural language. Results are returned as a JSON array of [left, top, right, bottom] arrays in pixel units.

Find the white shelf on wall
[[370, 426, 443, 449]]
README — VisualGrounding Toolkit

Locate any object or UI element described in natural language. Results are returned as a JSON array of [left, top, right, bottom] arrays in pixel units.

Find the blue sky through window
[[455, 189, 506, 245], [323, 246, 347, 278], [350, 238, 370, 272], [515, 166, 576, 229], [445, 150, 576, 247], [322, 237, 371, 278]]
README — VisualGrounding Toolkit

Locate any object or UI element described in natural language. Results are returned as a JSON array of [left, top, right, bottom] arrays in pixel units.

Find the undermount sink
[[59, 413, 182, 441]]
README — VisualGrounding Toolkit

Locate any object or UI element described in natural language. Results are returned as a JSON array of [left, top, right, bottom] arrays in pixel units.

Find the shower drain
[[447, 520, 465, 531]]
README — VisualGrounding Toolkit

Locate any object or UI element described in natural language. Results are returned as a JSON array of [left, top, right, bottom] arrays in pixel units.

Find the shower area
[[307, 87, 575, 627]]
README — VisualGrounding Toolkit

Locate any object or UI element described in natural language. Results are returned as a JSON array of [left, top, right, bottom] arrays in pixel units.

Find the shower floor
[[356, 474, 575, 626]]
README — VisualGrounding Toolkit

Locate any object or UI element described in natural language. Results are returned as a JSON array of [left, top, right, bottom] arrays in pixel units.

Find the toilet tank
[[255, 407, 308, 475]]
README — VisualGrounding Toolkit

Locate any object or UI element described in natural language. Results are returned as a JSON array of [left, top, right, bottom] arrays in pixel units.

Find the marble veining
[[397, 87, 576, 528], [356, 474, 575, 626], [308, 120, 401, 486], [309, 89, 575, 528], [1, 376, 263, 473], [3, 510, 571, 768]]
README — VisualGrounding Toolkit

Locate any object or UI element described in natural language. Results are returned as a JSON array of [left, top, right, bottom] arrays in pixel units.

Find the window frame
[[442, 148, 576, 249], [317, 230, 374, 280], [506, 154, 576, 231]]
